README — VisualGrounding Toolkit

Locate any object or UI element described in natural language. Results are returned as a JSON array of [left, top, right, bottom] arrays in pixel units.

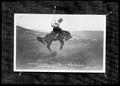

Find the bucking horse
[[37, 30, 72, 52]]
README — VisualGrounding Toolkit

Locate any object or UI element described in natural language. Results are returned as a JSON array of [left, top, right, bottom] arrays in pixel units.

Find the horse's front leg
[[59, 40, 64, 50], [47, 45, 51, 52], [46, 41, 52, 52]]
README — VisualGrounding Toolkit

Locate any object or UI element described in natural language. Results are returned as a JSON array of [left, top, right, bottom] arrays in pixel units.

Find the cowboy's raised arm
[[51, 19, 57, 27], [51, 19, 55, 27]]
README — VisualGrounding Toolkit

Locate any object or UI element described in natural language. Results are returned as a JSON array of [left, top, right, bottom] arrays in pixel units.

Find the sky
[[14, 14, 106, 32]]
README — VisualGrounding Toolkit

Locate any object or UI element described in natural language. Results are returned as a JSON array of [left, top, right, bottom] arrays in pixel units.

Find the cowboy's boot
[[54, 33, 59, 39], [56, 33, 59, 37]]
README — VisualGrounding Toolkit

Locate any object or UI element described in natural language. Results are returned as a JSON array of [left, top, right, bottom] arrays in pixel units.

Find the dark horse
[[37, 30, 72, 52]]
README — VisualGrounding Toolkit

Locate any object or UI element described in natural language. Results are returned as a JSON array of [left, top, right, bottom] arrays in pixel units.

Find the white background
[[15, 14, 106, 32]]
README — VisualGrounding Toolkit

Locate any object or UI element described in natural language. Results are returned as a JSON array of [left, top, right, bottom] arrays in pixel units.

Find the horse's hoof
[[50, 51, 57, 57]]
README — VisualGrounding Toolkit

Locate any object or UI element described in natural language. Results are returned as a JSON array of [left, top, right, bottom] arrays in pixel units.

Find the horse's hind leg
[[59, 40, 64, 50]]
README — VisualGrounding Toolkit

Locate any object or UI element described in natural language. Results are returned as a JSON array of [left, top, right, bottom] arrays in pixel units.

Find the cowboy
[[51, 18, 63, 38]]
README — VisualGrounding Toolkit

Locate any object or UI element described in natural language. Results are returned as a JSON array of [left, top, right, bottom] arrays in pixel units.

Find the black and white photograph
[[2, 1, 119, 85], [14, 14, 106, 72]]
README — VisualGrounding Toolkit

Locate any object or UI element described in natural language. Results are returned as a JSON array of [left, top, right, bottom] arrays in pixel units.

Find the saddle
[[50, 30, 72, 41], [51, 31, 60, 39]]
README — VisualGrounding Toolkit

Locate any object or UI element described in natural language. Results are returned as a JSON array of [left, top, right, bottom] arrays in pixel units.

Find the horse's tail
[[37, 36, 46, 45]]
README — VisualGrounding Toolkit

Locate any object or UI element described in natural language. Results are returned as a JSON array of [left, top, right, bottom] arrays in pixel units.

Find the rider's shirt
[[51, 20, 60, 28]]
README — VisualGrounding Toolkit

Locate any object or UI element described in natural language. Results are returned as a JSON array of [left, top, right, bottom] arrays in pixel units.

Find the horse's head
[[65, 35, 72, 41], [63, 30, 72, 41]]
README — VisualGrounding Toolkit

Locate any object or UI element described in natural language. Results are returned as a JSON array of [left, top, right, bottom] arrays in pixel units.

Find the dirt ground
[[16, 26, 104, 72]]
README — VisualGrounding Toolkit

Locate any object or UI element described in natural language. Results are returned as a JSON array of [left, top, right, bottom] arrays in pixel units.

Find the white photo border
[[14, 14, 106, 73]]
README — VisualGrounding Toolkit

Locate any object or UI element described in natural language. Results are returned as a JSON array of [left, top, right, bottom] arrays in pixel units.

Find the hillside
[[16, 26, 49, 66]]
